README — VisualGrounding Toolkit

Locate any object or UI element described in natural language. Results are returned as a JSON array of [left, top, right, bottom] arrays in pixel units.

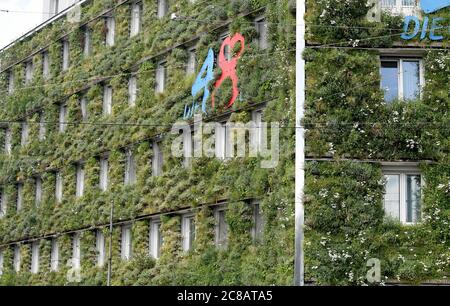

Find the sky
[[0, 0, 44, 49]]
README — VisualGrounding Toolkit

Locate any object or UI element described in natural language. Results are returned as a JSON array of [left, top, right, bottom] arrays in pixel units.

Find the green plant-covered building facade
[[0, 0, 448, 285]]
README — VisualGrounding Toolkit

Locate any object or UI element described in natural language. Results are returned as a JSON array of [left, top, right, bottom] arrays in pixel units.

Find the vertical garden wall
[[0, 0, 448, 286], [303, 0, 449, 284], [0, 0, 297, 285]]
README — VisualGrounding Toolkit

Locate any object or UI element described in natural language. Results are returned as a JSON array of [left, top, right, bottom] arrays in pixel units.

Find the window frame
[[149, 219, 162, 259], [380, 0, 418, 15], [99, 154, 109, 191], [75, 162, 85, 198], [380, 56, 425, 102], [21, 121, 29, 147], [124, 148, 137, 185], [103, 84, 113, 115], [157, 0, 168, 19], [96, 230, 105, 267], [35, 176, 43, 207], [59, 103, 67, 133], [130, 2, 142, 37], [13, 244, 21, 273], [55, 171, 63, 204], [72, 233, 81, 270], [186, 47, 197, 75], [128, 75, 138, 107], [83, 26, 92, 57], [382, 163, 424, 225], [16, 182, 23, 212], [251, 201, 264, 241], [31, 241, 40, 274], [4, 128, 12, 155], [7, 70, 14, 94], [251, 108, 264, 154], [38, 112, 46, 141], [219, 31, 231, 61], [105, 16, 116, 47], [155, 60, 167, 93], [152, 140, 163, 177], [80, 96, 89, 121], [24, 60, 34, 84], [121, 224, 132, 261], [255, 16, 269, 50], [42, 51, 50, 79], [214, 205, 228, 249], [181, 213, 196, 252], [62, 39, 70, 71], [50, 238, 59, 271]]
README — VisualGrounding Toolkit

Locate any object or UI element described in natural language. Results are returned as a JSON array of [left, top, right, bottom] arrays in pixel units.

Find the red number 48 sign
[[183, 33, 245, 119]]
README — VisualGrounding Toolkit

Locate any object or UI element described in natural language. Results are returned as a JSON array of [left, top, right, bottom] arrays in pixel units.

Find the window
[[157, 0, 168, 18], [80, 96, 88, 121], [121, 225, 132, 260], [0, 248, 3, 276], [100, 155, 109, 191], [35, 177, 42, 207], [62, 40, 70, 71], [72, 233, 81, 270], [7, 70, 14, 94], [105, 17, 116, 47], [21, 121, 29, 147], [215, 206, 228, 248], [50, 238, 59, 271], [0, 188, 6, 218], [31, 242, 40, 274], [220, 32, 231, 61], [124, 149, 136, 185], [251, 109, 263, 153], [16, 183, 23, 211], [128, 76, 138, 107], [103, 85, 113, 115], [59, 103, 67, 133], [215, 122, 231, 159], [381, 57, 424, 102], [39, 113, 46, 141], [42, 51, 50, 79], [383, 164, 422, 224], [186, 48, 196, 75], [76, 163, 85, 198], [181, 213, 196, 252], [183, 131, 193, 168], [55, 171, 63, 203], [255, 17, 268, 49], [4, 128, 12, 155], [152, 141, 163, 176], [96, 230, 105, 267], [251, 202, 264, 241], [13, 245, 21, 272], [149, 220, 162, 259], [83, 27, 92, 57], [50, 0, 60, 15], [25, 60, 33, 84], [155, 61, 167, 93], [381, 0, 417, 9], [130, 3, 142, 37]]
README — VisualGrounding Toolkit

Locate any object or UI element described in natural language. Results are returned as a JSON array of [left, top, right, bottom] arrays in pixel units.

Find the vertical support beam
[[294, 0, 306, 286]]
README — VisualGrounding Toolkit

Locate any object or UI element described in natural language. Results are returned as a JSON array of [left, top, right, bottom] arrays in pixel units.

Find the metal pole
[[107, 201, 114, 286], [294, 0, 306, 286]]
